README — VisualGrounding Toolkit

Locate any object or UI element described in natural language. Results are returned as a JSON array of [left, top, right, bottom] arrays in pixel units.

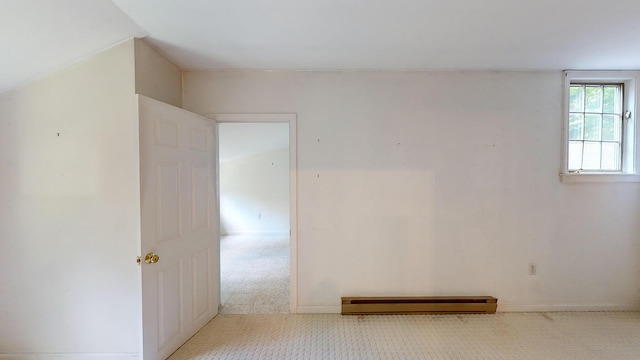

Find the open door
[[139, 96, 219, 360]]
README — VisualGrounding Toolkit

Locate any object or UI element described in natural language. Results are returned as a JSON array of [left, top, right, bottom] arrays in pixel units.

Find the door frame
[[208, 113, 298, 314]]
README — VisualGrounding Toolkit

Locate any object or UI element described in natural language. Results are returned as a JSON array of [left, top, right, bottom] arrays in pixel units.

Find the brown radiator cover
[[341, 296, 498, 315]]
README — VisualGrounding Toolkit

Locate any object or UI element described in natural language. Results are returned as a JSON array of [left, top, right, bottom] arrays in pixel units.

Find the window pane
[[569, 85, 584, 112], [603, 85, 619, 113], [602, 114, 620, 141], [582, 142, 601, 170], [569, 114, 583, 140], [568, 141, 583, 170], [584, 85, 603, 113], [601, 142, 620, 170], [567, 81, 624, 173], [584, 114, 602, 141]]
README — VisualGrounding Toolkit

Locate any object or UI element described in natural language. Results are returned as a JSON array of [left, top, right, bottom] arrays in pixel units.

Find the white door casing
[[209, 113, 297, 314], [140, 96, 219, 360]]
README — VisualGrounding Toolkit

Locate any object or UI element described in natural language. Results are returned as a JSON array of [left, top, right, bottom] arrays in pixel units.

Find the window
[[562, 71, 640, 182], [568, 83, 623, 171]]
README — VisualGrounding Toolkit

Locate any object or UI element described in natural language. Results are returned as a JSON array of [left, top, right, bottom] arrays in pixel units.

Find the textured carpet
[[220, 235, 290, 314], [168, 312, 640, 359]]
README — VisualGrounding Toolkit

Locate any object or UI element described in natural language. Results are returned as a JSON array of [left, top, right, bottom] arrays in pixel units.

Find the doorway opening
[[215, 116, 296, 314]]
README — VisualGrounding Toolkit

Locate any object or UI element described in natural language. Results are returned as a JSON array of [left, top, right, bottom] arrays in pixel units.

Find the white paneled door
[[139, 96, 219, 360]]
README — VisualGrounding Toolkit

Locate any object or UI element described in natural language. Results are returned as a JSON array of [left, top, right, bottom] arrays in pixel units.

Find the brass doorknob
[[144, 253, 160, 264]]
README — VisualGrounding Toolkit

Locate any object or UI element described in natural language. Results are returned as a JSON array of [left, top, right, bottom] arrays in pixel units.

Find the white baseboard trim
[[0, 354, 138, 360], [498, 304, 640, 312], [296, 306, 341, 314], [222, 231, 289, 237]]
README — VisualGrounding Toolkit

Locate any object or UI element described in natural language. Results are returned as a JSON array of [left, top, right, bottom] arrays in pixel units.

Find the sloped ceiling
[[0, 0, 146, 94], [219, 123, 289, 163], [3, 0, 640, 94]]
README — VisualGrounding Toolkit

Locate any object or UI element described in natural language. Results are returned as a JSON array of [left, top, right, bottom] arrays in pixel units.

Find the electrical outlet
[[258, 213, 262, 219], [529, 263, 537, 275]]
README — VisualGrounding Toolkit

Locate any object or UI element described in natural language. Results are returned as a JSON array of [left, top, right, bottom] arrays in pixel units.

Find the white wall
[[220, 148, 290, 235], [134, 38, 182, 108], [184, 71, 640, 312], [0, 40, 141, 357]]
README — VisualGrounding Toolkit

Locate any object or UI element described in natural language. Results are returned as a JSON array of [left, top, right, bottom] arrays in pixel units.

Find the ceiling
[[218, 123, 289, 163], [3, 0, 640, 94], [0, 0, 146, 94]]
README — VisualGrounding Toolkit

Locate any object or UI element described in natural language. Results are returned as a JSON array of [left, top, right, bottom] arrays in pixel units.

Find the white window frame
[[561, 71, 640, 183]]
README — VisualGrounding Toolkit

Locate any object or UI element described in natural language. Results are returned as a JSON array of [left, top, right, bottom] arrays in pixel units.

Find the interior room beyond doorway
[[218, 122, 290, 314]]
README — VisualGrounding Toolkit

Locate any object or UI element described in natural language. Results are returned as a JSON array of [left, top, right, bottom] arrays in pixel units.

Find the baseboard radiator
[[341, 296, 498, 315]]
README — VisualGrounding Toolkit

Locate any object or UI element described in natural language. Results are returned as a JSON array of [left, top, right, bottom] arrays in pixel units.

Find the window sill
[[560, 173, 640, 183]]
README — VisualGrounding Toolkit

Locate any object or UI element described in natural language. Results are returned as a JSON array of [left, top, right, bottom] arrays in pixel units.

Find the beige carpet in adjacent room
[[220, 235, 290, 314]]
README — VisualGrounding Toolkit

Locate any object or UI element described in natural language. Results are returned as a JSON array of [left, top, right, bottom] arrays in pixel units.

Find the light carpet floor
[[220, 235, 290, 314], [168, 312, 640, 359]]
